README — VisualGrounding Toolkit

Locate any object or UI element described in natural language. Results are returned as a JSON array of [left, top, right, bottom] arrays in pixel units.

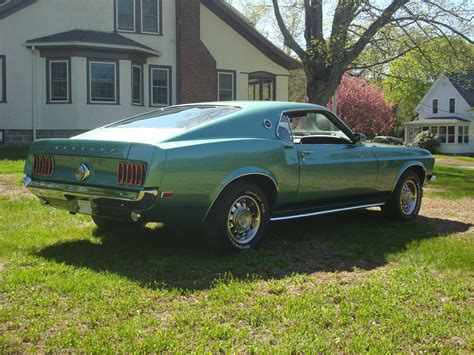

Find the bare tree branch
[[346, 0, 410, 65], [393, 16, 474, 44], [271, 0, 307, 61]]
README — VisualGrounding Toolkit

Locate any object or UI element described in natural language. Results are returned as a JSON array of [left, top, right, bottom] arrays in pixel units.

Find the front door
[[288, 111, 378, 204]]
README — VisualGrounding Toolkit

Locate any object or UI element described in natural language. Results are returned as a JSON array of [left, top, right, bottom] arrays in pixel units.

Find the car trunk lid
[[25, 138, 165, 189]]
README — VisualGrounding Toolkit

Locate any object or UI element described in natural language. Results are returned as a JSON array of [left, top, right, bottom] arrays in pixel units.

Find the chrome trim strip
[[202, 172, 279, 222], [270, 203, 386, 221], [25, 178, 158, 202]]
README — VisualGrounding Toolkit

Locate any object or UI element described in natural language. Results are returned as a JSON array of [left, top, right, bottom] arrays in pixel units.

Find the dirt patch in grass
[[436, 158, 474, 169], [0, 174, 30, 200], [421, 197, 474, 234], [261, 270, 376, 296]]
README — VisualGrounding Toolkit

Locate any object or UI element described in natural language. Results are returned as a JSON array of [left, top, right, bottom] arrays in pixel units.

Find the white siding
[[0, 0, 177, 131], [200, 4, 289, 101], [416, 74, 473, 121]]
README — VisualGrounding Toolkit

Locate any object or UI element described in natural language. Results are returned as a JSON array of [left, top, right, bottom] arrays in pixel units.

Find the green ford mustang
[[24, 101, 435, 250]]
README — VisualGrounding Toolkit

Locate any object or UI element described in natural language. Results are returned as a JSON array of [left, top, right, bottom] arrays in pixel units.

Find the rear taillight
[[117, 161, 146, 186], [32, 155, 55, 177]]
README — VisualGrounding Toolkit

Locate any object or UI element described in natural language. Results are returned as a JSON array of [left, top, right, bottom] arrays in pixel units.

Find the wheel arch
[[202, 169, 279, 222], [392, 162, 426, 192]]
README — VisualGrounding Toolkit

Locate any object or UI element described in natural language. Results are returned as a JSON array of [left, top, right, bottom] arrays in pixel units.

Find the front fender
[[391, 161, 426, 191]]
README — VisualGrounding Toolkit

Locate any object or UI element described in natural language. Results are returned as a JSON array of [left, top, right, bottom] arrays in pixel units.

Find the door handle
[[300, 151, 313, 158]]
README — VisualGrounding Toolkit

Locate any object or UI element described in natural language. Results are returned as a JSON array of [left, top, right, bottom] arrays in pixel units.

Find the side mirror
[[352, 133, 367, 144]]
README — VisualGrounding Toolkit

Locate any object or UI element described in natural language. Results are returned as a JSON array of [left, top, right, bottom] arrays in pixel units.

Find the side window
[[116, 0, 135, 32], [141, 0, 160, 34], [218, 71, 235, 101], [432, 99, 438, 114], [291, 113, 337, 136], [289, 111, 351, 144], [277, 115, 293, 143], [149, 65, 171, 106]]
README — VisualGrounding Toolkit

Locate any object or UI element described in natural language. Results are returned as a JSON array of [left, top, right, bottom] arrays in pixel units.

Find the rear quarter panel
[[152, 138, 299, 224]]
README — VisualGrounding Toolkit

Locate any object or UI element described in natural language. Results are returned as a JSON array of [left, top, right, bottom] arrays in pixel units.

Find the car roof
[[175, 101, 328, 112]]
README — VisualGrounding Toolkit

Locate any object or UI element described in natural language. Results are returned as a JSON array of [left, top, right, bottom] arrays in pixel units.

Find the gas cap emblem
[[75, 163, 92, 182], [263, 119, 272, 130]]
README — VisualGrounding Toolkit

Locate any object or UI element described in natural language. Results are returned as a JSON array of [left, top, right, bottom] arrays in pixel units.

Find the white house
[[0, 0, 298, 146], [404, 72, 473, 155]]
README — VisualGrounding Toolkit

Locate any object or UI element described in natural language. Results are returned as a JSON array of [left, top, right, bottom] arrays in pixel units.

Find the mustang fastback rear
[[24, 102, 435, 250]]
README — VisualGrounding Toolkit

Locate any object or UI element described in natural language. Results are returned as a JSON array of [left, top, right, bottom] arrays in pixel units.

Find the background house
[[0, 0, 298, 146], [404, 72, 473, 154]]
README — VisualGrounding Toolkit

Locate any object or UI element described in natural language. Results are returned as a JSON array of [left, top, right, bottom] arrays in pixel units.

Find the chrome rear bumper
[[23, 176, 158, 202]]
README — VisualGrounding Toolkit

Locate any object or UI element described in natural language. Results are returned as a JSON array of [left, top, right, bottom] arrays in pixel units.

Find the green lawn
[[0, 153, 473, 352], [0, 147, 29, 174], [430, 165, 474, 199]]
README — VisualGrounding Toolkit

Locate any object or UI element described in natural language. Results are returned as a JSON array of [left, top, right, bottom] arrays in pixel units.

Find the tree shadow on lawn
[[35, 209, 472, 291]]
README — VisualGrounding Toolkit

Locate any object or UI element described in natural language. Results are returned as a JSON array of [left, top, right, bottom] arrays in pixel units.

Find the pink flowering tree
[[329, 75, 394, 137]]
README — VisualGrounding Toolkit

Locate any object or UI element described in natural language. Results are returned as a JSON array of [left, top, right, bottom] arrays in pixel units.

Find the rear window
[[110, 105, 241, 130]]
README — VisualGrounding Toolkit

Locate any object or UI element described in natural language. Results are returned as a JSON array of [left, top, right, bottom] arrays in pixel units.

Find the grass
[[431, 165, 474, 199], [0, 153, 473, 352], [0, 147, 28, 174]]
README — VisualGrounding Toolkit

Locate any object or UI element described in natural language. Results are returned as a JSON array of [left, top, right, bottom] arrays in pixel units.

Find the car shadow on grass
[[35, 209, 472, 291]]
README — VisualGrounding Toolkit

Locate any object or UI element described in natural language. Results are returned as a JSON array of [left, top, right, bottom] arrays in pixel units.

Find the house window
[[447, 126, 455, 143], [248, 72, 276, 101], [449, 98, 455, 113], [89, 61, 118, 104], [116, 0, 135, 32], [438, 126, 456, 144], [438, 126, 447, 143], [150, 65, 171, 106], [48, 59, 70, 103], [132, 64, 143, 105], [141, 0, 159, 33], [458, 126, 469, 144], [432, 99, 438, 114], [0, 55, 5, 103], [218, 71, 235, 101]]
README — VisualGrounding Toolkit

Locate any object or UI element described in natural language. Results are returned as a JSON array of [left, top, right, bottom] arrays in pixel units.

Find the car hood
[[72, 128, 184, 144], [368, 143, 433, 156]]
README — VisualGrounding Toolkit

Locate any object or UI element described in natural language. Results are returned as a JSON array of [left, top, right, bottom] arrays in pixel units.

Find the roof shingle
[[26, 29, 158, 53], [447, 71, 474, 107]]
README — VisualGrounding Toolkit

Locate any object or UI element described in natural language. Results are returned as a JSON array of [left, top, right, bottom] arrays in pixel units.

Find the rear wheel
[[91, 215, 145, 231], [204, 182, 270, 251], [382, 171, 423, 221]]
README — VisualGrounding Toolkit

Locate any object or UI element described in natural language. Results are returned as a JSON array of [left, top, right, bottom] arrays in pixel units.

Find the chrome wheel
[[227, 195, 261, 246], [400, 180, 418, 215]]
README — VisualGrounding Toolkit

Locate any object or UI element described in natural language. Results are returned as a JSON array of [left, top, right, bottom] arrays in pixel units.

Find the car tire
[[382, 171, 423, 221], [204, 182, 270, 251], [91, 215, 145, 231]]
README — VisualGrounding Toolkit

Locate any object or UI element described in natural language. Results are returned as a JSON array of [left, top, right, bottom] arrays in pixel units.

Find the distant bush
[[373, 136, 404, 145], [413, 131, 440, 153]]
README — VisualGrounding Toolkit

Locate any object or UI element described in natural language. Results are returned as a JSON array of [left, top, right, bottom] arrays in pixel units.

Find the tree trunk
[[305, 66, 343, 106]]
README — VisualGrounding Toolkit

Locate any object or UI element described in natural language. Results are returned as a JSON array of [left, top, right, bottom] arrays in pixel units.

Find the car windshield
[[110, 105, 241, 130]]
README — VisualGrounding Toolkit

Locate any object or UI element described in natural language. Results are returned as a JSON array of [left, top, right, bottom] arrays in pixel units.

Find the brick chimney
[[176, 0, 217, 104]]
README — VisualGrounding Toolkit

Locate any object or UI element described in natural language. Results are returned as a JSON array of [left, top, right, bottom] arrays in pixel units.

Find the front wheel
[[204, 182, 270, 251], [382, 171, 423, 221]]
